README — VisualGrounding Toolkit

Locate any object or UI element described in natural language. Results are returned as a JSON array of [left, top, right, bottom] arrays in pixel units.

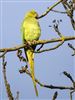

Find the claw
[[61, 35, 65, 41]]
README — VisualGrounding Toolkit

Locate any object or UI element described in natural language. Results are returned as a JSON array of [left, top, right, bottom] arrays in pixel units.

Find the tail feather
[[26, 49, 38, 96]]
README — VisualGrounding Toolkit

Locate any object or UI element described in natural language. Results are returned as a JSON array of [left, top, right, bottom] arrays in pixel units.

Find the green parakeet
[[21, 9, 41, 96]]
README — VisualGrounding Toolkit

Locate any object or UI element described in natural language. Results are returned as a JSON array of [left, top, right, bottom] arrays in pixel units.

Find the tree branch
[[70, 90, 75, 100], [52, 91, 58, 100], [19, 67, 74, 91], [68, 43, 75, 56], [63, 71, 75, 88], [17, 49, 26, 62], [63, 71, 75, 100], [62, 0, 75, 30], [15, 91, 19, 100], [0, 36, 75, 57], [2, 56, 14, 100], [0, 51, 7, 58], [51, 9, 67, 14], [34, 41, 64, 53], [37, 0, 64, 19]]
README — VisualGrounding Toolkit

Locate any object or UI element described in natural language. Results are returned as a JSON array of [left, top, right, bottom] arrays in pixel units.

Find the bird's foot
[[61, 35, 65, 41]]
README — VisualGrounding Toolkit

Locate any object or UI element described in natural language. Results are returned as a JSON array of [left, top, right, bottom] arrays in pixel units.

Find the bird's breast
[[23, 18, 41, 41]]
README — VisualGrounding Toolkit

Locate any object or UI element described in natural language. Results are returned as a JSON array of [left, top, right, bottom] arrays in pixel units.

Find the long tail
[[26, 49, 38, 96]]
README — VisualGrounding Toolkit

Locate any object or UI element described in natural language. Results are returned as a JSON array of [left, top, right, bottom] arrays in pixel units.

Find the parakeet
[[21, 9, 41, 96]]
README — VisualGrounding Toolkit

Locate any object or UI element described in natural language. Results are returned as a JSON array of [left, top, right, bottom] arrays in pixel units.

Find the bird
[[20, 9, 41, 96]]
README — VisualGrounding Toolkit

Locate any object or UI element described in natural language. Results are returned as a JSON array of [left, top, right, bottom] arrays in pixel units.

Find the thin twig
[[37, 0, 63, 19], [2, 56, 14, 100], [70, 17, 75, 30], [0, 50, 7, 58], [68, 43, 75, 56], [15, 91, 19, 100], [70, 91, 72, 100], [17, 49, 26, 62], [63, 71, 75, 88], [19, 67, 74, 90], [68, 43, 75, 50], [36, 44, 44, 51], [34, 41, 64, 53], [52, 91, 58, 100], [51, 9, 67, 14], [53, 21, 65, 39], [62, 1, 75, 30], [70, 90, 75, 100]]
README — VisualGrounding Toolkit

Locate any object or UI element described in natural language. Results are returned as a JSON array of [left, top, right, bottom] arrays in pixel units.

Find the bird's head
[[25, 9, 38, 18]]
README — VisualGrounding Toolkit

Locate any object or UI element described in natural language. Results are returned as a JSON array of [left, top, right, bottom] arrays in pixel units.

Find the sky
[[0, 0, 75, 100]]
